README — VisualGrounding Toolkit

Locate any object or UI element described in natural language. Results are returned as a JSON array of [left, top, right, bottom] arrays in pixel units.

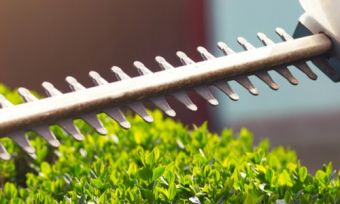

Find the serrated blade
[[155, 56, 198, 111], [176, 51, 219, 106], [257, 32, 299, 85], [237, 37, 279, 90], [197, 46, 239, 101], [111, 66, 154, 122], [12, 131, 35, 154], [0, 143, 10, 160], [217, 42, 259, 95], [134, 61, 176, 117], [66, 76, 108, 134]]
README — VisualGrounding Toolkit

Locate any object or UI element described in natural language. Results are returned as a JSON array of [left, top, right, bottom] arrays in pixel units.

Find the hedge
[[0, 84, 340, 203]]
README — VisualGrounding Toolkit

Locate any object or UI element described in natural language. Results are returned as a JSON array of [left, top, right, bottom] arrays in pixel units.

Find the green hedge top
[[0, 84, 340, 203]]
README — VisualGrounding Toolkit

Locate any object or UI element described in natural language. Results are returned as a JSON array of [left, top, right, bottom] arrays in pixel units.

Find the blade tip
[[209, 99, 219, 106], [0, 153, 11, 160], [144, 115, 154, 123], [188, 104, 198, 111], [120, 121, 131, 129], [165, 109, 176, 117]]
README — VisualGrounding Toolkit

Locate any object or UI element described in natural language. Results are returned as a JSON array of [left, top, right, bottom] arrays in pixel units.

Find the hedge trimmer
[[0, 0, 339, 159]]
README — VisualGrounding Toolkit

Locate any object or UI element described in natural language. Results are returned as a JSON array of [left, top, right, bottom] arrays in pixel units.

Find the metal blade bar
[[0, 33, 332, 136], [217, 42, 259, 95]]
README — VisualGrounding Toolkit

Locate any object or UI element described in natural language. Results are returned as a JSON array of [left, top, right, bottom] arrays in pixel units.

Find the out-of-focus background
[[0, 1, 339, 171]]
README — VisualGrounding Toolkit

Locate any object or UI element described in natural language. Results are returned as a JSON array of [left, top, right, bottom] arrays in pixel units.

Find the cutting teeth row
[[0, 28, 332, 160]]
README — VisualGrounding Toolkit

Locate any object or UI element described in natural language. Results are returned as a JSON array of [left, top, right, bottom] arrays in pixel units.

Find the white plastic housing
[[299, 0, 340, 58]]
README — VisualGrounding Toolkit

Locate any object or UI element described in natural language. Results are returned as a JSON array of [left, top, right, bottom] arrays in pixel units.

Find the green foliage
[[0, 84, 340, 203]]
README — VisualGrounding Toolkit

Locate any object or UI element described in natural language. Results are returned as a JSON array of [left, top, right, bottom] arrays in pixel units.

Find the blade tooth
[[89, 71, 109, 86], [28, 152, 37, 160], [0, 143, 10, 160], [275, 27, 294, 41], [34, 126, 60, 147], [155, 56, 175, 70], [128, 102, 153, 123], [176, 51, 195, 65], [104, 108, 131, 129], [311, 58, 336, 76], [177, 51, 219, 106], [257, 32, 275, 46], [255, 72, 280, 90], [293, 62, 318, 80], [65, 76, 107, 135], [275, 67, 299, 85], [274, 28, 319, 80], [42, 81, 62, 97], [217, 42, 250, 97], [234, 76, 259, 95], [18, 87, 38, 102], [214, 81, 239, 101], [0, 94, 14, 108], [59, 119, 84, 141], [111, 66, 131, 80], [257, 32, 299, 85], [81, 113, 108, 135], [237, 37, 255, 50], [11, 131, 35, 154], [197, 46, 215, 60], [134, 61, 153, 75], [155, 56, 197, 111], [237, 37, 279, 90], [134, 61, 176, 117], [217, 42, 236, 55], [197, 46, 239, 100], [151, 97, 176, 117], [193, 87, 219, 106], [173, 92, 198, 111], [65, 76, 86, 91]]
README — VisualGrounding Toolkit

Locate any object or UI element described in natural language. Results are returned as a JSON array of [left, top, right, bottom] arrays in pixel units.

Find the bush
[[0, 84, 340, 203]]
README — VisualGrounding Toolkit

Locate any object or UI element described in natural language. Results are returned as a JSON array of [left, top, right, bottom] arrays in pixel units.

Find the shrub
[[0, 84, 340, 203]]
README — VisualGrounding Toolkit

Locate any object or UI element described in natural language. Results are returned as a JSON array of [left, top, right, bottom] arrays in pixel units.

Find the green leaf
[[91, 178, 104, 189], [2, 84, 340, 204], [168, 183, 177, 200], [299, 167, 308, 182], [40, 162, 51, 177], [4, 183, 17, 198], [152, 166, 165, 181], [138, 167, 153, 181], [278, 170, 293, 187]]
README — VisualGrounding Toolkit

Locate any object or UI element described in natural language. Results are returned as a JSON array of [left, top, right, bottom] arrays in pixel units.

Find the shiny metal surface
[[0, 30, 333, 159]]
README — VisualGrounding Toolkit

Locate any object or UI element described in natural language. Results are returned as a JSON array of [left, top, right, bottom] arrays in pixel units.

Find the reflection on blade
[[0, 94, 14, 108], [234, 76, 259, 95], [134, 61, 176, 117], [59, 119, 84, 141], [237, 37, 279, 90], [111, 66, 154, 122], [0, 143, 10, 160], [275, 27, 319, 79], [12, 131, 35, 154], [89, 71, 131, 128], [176, 51, 219, 106], [197, 46, 239, 101], [35, 126, 60, 147], [155, 56, 198, 111], [81, 113, 108, 135], [129, 102, 153, 123], [257, 32, 299, 85], [275, 67, 299, 85], [217, 41, 260, 95], [104, 108, 131, 129]]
